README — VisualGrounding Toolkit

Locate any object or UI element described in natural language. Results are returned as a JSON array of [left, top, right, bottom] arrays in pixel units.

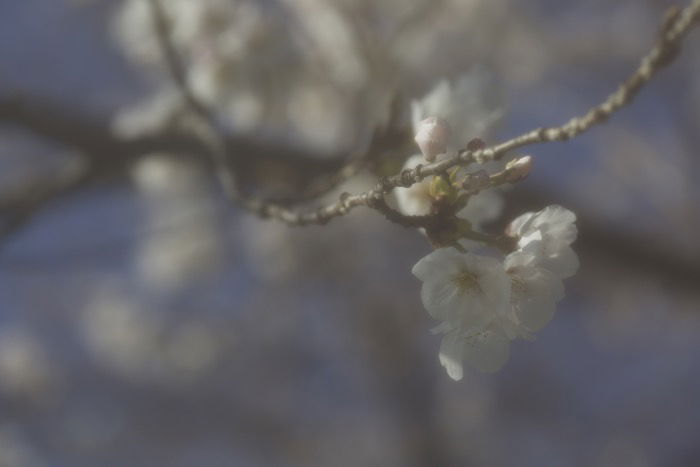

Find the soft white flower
[[412, 237, 575, 379], [412, 248, 510, 331], [412, 248, 513, 379], [508, 205, 579, 278]]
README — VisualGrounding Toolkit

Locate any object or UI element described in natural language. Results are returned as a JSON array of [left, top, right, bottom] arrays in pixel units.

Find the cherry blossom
[[412, 248, 511, 333], [412, 248, 514, 379], [412, 204, 578, 379], [508, 205, 579, 278]]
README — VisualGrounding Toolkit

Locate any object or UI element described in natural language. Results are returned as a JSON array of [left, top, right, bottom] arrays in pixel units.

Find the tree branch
[[0, 160, 93, 249], [2, 0, 699, 242], [149, 0, 700, 226]]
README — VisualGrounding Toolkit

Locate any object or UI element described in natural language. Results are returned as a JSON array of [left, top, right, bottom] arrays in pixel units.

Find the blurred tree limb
[[146, 0, 700, 226], [1, 0, 700, 293]]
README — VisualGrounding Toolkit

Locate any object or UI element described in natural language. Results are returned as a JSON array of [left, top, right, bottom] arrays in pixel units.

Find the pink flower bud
[[414, 116, 450, 162], [504, 155, 533, 183]]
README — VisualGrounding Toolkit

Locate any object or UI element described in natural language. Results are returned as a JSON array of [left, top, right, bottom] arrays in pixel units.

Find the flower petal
[[516, 297, 557, 332], [538, 244, 579, 279], [461, 327, 511, 373], [439, 332, 465, 381], [457, 189, 504, 230], [507, 211, 535, 237], [411, 247, 464, 281], [420, 276, 463, 321]]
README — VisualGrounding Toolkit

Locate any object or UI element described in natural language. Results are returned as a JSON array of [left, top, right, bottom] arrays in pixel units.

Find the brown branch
[[0, 90, 408, 245], [2, 0, 699, 242], [0, 93, 348, 176], [0, 161, 93, 250], [269, 96, 411, 206], [4, 184, 700, 299], [0, 93, 343, 248], [149, 0, 416, 225], [150, 0, 700, 227]]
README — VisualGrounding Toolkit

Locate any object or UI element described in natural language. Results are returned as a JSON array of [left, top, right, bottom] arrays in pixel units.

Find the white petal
[[504, 250, 538, 269], [517, 298, 556, 332], [431, 322, 453, 335], [517, 230, 543, 250], [506, 251, 565, 299], [414, 250, 512, 346], [519, 236, 579, 280], [420, 276, 463, 321], [439, 332, 465, 381], [538, 244, 579, 279], [411, 248, 465, 281], [425, 281, 495, 330], [450, 293, 500, 330], [457, 189, 504, 229], [394, 182, 432, 216], [461, 327, 511, 373], [466, 255, 511, 310], [393, 155, 433, 216], [529, 205, 577, 245], [509, 205, 578, 249], [533, 268, 566, 302], [506, 252, 565, 332], [507, 211, 535, 237]]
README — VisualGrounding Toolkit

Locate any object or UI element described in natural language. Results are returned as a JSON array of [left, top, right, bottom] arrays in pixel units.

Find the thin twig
[[147, 0, 408, 221], [154, 0, 700, 227], [146, 0, 239, 199]]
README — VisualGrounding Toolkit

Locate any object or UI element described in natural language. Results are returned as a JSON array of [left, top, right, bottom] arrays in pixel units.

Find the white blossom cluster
[[413, 206, 578, 380], [398, 71, 578, 380]]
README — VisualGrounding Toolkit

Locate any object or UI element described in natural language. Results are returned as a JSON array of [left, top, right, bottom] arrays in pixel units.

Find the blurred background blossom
[[1, 0, 700, 466]]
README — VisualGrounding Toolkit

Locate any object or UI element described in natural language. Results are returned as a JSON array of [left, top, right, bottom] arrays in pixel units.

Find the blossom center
[[453, 271, 482, 295]]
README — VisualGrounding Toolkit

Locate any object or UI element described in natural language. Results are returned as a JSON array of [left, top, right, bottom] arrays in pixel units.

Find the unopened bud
[[466, 138, 486, 151], [504, 156, 533, 183], [414, 116, 450, 162]]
